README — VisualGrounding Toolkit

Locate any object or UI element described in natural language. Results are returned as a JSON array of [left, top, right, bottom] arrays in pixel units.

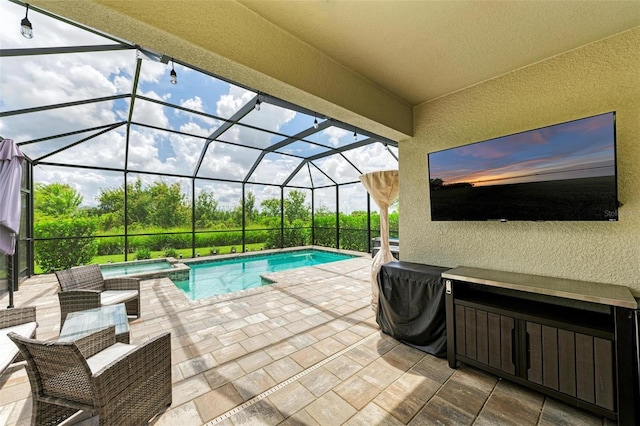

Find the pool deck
[[0, 255, 611, 425]]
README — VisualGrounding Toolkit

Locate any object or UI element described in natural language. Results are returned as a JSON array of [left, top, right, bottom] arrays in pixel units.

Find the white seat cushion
[[86, 342, 137, 374], [0, 321, 37, 373], [100, 290, 138, 306]]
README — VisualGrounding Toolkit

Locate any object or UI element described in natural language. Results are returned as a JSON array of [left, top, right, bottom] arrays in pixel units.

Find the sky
[[0, 0, 398, 213], [428, 112, 615, 187]]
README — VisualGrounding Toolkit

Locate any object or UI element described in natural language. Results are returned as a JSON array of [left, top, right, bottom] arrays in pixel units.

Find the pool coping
[[100, 257, 191, 281]]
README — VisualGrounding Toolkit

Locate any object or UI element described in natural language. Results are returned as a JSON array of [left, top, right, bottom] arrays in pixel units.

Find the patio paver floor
[[0, 256, 614, 425]]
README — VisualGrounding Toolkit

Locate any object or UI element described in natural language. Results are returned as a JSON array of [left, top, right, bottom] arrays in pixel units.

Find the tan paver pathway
[[0, 253, 613, 425]]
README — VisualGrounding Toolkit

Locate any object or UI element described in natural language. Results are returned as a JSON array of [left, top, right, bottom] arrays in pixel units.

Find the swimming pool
[[173, 249, 355, 300]]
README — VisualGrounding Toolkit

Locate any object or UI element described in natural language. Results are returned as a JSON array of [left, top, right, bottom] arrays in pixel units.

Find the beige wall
[[401, 28, 640, 294]]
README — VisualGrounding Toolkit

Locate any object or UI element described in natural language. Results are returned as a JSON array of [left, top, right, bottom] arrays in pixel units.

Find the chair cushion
[[0, 322, 37, 373], [86, 342, 137, 374], [100, 290, 139, 306]]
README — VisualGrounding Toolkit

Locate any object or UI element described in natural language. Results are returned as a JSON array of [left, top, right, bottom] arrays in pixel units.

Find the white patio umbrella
[[359, 170, 399, 312], [0, 138, 24, 256]]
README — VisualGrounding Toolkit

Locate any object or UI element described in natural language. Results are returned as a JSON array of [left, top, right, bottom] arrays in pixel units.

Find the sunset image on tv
[[428, 112, 618, 221]]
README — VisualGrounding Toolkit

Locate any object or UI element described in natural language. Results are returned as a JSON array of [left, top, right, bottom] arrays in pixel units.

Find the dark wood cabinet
[[443, 266, 638, 424]]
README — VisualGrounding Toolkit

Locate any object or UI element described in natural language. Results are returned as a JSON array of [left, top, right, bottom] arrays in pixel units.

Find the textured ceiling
[[239, 0, 640, 105]]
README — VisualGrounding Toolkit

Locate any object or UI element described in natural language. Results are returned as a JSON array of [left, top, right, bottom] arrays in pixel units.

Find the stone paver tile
[[432, 372, 493, 418], [264, 340, 298, 360], [172, 374, 211, 407], [538, 397, 603, 426], [410, 355, 455, 384], [194, 382, 244, 423], [298, 367, 341, 397], [223, 318, 250, 332], [382, 344, 427, 372], [334, 375, 381, 410], [211, 342, 248, 364], [154, 401, 203, 426], [267, 381, 316, 418], [244, 312, 270, 324], [170, 345, 193, 365], [346, 401, 405, 426], [374, 381, 429, 423], [290, 346, 326, 369], [241, 322, 272, 337], [263, 356, 304, 383], [345, 345, 380, 366], [178, 353, 217, 379], [188, 336, 222, 355], [279, 409, 320, 426], [239, 333, 272, 352], [286, 333, 318, 349], [474, 380, 545, 426], [313, 336, 347, 356], [358, 359, 403, 390], [306, 391, 357, 425], [333, 329, 363, 346], [237, 350, 274, 373], [308, 324, 338, 341], [203, 361, 245, 389], [285, 319, 314, 334], [362, 332, 398, 355], [217, 329, 248, 347], [394, 371, 442, 402], [282, 311, 306, 323], [232, 368, 277, 401], [324, 354, 364, 380], [453, 364, 499, 392], [226, 399, 284, 425], [409, 395, 475, 426]]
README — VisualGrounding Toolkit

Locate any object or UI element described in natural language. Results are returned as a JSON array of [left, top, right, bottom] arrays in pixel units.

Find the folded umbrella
[[0, 138, 25, 256]]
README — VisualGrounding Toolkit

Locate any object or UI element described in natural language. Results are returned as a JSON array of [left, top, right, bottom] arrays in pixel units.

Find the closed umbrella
[[0, 138, 25, 308], [0, 138, 24, 256], [359, 170, 399, 312]]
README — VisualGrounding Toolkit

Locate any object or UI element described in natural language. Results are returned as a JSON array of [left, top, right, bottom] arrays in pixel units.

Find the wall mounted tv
[[428, 112, 618, 221]]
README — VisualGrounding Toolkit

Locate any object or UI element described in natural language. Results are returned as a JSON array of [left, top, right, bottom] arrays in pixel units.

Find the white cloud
[[323, 127, 349, 147]]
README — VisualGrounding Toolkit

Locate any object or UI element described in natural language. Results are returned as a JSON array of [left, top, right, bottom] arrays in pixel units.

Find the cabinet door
[[525, 321, 615, 411], [455, 305, 516, 375]]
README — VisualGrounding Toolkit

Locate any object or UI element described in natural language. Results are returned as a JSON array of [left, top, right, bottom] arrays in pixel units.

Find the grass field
[[430, 176, 618, 221]]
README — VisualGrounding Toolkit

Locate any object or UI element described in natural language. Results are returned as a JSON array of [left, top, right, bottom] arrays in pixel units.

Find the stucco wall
[[401, 28, 640, 294]]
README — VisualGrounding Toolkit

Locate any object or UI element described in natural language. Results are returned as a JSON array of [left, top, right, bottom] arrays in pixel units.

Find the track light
[[255, 97, 262, 111], [313, 116, 319, 129], [21, 4, 33, 39], [353, 130, 357, 141], [170, 60, 177, 85]]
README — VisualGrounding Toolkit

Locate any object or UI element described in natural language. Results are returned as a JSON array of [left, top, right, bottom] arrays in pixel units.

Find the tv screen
[[428, 112, 618, 221]]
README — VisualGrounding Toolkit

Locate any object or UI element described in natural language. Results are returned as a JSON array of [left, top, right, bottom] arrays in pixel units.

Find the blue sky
[[0, 0, 398, 212], [429, 112, 615, 187]]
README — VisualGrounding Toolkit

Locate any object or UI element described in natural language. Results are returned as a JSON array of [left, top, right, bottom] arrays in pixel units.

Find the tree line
[[32, 180, 396, 271]]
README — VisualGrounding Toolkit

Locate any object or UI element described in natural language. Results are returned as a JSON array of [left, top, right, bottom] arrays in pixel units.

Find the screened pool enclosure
[[0, 0, 399, 289]]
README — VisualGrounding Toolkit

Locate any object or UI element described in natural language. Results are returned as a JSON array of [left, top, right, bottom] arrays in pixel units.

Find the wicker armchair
[[55, 264, 140, 328], [1, 306, 37, 375], [9, 326, 171, 425]]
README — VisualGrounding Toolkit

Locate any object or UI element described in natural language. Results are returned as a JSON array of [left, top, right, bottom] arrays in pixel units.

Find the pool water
[[101, 260, 173, 278], [174, 249, 355, 300]]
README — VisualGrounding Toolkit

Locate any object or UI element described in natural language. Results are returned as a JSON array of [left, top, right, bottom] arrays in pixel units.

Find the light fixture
[[255, 96, 262, 111], [170, 60, 177, 85], [353, 130, 357, 141], [313, 116, 319, 129], [21, 4, 33, 39]]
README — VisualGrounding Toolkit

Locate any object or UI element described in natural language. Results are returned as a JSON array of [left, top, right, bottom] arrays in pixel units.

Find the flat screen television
[[427, 112, 618, 221]]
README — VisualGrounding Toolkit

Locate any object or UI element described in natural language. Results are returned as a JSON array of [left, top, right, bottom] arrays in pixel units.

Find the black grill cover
[[377, 261, 450, 357]]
